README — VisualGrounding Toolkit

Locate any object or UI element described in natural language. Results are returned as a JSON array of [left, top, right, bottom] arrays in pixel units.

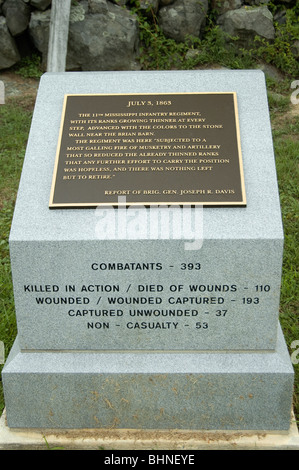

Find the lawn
[[0, 73, 298, 425]]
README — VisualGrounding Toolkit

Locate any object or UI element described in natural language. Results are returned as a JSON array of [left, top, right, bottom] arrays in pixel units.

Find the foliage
[[0, 101, 32, 412], [130, 0, 299, 78], [267, 0, 299, 17], [137, 15, 187, 70], [248, 9, 299, 77], [273, 116, 299, 420], [14, 53, 43, 80], [132, 3, 252, 71]]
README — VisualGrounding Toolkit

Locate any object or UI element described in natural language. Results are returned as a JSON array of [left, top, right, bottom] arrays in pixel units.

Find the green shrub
[[250, 9, 299, 77], [15, 54, 43, 80], [132, 0, 299, 77]]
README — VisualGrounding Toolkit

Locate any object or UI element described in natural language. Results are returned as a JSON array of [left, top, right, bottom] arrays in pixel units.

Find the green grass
[[272, 111, 299, 420], [0, 78, 298, 426], [0, 99, 32, 411], [14, 53, 43, 80]]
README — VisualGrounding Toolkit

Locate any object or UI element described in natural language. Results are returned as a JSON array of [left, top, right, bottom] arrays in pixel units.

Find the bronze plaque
[[49, 93, 246, 207]]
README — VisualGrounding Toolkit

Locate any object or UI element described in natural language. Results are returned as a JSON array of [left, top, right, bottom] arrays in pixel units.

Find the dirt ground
[[0, 71, 38, 110], [1, 68, 298, 118]]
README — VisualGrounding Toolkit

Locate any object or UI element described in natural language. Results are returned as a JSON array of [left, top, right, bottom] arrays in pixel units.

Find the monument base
[[0, 409, 298, 450], [2, 325, 294, 431]]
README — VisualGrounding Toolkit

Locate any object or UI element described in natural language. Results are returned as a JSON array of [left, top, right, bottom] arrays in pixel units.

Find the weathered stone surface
[[139, 0, 159, 16], [88, 0, 108, 14], [2, 0, 31, 36], [244, 0, 270, 5], [159, 0, 175, 5], [47, 0, 71, 72], [0, 16, 20, 69], [217, 6, 275, 46], [291, 39, 299, 59], [273, 10, 286, 25], [158, 0, 209, 42], [110, 0, 128, 5], [28, 9, 51, 67], [66, 2, 140, 70], [0, 0, 297, 73], [7, 69, 285, 352], [29, 1, 140, 70], [257, 63, 285, 82], [29, 0, 52, 10], [217, 0, 242, 15], [2, 328, 294, 430], [0, 69, 295, 432]]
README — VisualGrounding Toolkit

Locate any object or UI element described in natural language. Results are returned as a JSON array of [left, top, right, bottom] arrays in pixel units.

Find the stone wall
[[0, 0, 296, 71]]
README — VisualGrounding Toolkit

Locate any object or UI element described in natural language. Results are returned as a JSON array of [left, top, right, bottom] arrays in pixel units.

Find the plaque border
[[49, 92, 246, 208]]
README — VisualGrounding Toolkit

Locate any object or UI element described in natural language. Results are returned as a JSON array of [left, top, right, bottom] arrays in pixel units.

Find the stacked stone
[[0, 0, 297, 71]]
